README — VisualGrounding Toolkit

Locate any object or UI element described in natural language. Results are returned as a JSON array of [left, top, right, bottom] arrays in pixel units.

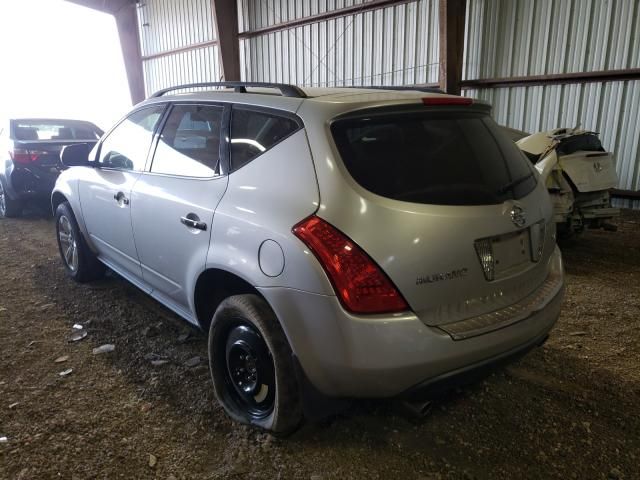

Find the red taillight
[[9, 148, 40, 164], [293, 216, 409, 314], [422, 96, 473, 106]]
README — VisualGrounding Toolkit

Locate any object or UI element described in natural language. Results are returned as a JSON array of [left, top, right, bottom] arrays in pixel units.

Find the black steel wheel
[[209, 294, 302, 434], [224, 323, 276, 419]]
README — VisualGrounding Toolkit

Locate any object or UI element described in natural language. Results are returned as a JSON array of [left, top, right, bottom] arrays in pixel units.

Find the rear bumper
[[259, 247, 564, 398], [8, 165, 59, 199], [402, 329, 549, 400], [580, 206, 620, 220]]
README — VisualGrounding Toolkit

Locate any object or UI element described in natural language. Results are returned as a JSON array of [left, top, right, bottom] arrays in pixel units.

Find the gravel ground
[[1, 207, 639, 479]]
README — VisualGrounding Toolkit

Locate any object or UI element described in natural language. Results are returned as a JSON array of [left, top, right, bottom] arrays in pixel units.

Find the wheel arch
[[193, 267, 269, 331], [51, 191, 68, 214]]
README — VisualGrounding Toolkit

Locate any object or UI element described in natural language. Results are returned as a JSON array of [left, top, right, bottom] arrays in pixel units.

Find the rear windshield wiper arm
[[498, 172, 534, 194]]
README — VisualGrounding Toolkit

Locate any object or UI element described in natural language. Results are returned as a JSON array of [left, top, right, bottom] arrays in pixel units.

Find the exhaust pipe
[[397, 399, 433, 418]]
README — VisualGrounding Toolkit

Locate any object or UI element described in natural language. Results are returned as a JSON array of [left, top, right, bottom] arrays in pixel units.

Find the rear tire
[[55, 202, 105, 282], [208, 294, 302, 434], [0, 179, 22, 218]]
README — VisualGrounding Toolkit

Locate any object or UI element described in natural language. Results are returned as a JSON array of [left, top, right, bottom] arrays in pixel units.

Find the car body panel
[[259, 246, 563, 397], [298, 99, 554, 327], [207, 129, 327, 293], [131, 173, 228, 313], [78, 168, 143, 278], [517, 128, 619, 232]]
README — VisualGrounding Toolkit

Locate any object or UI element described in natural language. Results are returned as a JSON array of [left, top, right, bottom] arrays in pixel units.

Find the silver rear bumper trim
[[438, 271, 564, 340]]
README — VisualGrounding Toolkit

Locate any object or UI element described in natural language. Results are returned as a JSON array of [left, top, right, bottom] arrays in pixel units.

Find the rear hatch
[[326, 102, 555, 328], [9, 120, 101, 195]]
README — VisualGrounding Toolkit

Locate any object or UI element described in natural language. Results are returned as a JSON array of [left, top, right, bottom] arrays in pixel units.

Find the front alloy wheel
[[54, 201, 105, 282], [0, 182, 5, 216], [58, 214, 79, 272]]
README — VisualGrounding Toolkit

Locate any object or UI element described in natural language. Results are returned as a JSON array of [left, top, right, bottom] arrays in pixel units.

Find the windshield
[[331, 109, 537, 206], [13, 120, 102, 141]]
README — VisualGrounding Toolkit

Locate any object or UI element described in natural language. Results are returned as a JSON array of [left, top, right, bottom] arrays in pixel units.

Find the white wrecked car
[[516, 127, 619, 237]]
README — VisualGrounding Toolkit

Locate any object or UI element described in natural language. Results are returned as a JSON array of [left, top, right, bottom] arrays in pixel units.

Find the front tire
[[0, 179, 22, 218], [208, 294, 302, 434], [55, 202, 105, 282]]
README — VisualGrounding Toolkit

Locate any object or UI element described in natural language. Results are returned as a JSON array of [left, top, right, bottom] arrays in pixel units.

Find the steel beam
[[237, 0, 412, 39], [114, 2, 146, 104], [438, 0, 466, 95], [211, 0, 241, 81], [461, 68, 640, 89]]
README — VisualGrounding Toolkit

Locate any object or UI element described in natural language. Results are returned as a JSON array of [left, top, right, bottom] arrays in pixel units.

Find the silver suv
[[52, 82, 564, 433]]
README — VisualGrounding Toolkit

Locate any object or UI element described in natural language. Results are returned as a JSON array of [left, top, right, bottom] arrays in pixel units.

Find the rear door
[[130, 103, 229, 317], [79, 105, 165, 281]]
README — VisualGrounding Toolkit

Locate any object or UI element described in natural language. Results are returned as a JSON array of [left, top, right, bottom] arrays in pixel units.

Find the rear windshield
[[331, 109, 537, 205], [12, 120, 102, 141]]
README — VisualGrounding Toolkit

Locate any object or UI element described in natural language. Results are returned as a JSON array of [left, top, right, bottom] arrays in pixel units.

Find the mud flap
[[292, 355, 351, 421]]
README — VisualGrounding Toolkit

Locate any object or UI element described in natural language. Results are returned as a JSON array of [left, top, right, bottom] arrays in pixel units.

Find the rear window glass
[[331, 110, 537, 205], [230, 108, 300, 171], [13, 120, 102, 141]]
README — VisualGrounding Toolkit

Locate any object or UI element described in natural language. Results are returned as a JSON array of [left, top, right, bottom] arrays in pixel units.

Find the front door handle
[[180, 216, 207, 231], [114, 192, 129, 205]]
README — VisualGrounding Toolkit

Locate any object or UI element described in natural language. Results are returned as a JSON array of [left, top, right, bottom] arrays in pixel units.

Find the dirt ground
[[1, 207, 639, 480]]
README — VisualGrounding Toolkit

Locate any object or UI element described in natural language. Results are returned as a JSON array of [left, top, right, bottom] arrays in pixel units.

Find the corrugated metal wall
[[133, 0, 639, 205], [136, 0, 222, 96], [464, 0, 640, 206], [238, 0, 440, 86]]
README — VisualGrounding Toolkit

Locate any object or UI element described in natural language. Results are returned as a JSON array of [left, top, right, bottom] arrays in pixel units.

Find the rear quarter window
[[230, 107, 300, 171], [331, 109, 537, 206]]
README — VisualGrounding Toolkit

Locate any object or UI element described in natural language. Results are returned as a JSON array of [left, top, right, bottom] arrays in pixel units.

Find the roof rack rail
[[347, 85, 445, 94], [150, 82, 307, 99]]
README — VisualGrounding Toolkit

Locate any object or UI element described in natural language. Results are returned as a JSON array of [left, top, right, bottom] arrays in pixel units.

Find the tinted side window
[[99, 106, 164, 171], [151, 104, 223, 177], [230, 108, 300, 171]]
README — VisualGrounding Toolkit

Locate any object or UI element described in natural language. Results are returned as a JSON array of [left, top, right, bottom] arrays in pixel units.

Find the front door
[[131, 103, 229, 316], [79, 105, 165, 280]]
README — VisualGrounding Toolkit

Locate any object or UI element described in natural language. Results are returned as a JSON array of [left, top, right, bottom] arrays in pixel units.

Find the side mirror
[[60, 143, 91, 167]]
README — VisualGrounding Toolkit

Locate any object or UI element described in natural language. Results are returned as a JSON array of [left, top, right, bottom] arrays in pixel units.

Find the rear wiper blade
[[498, 172, 534, 194]]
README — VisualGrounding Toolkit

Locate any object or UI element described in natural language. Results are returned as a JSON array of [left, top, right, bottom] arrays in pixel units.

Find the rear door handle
[[180, 216, 207, 231]]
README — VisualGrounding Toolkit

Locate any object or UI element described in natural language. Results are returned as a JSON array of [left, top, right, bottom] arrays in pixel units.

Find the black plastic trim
[[150, 82, 307, 99], [402, 331, 550, 401]]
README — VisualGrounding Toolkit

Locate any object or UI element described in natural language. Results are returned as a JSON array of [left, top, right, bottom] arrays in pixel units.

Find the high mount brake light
[[422, 97, 473, 106], [293, 215, 409, 314]]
